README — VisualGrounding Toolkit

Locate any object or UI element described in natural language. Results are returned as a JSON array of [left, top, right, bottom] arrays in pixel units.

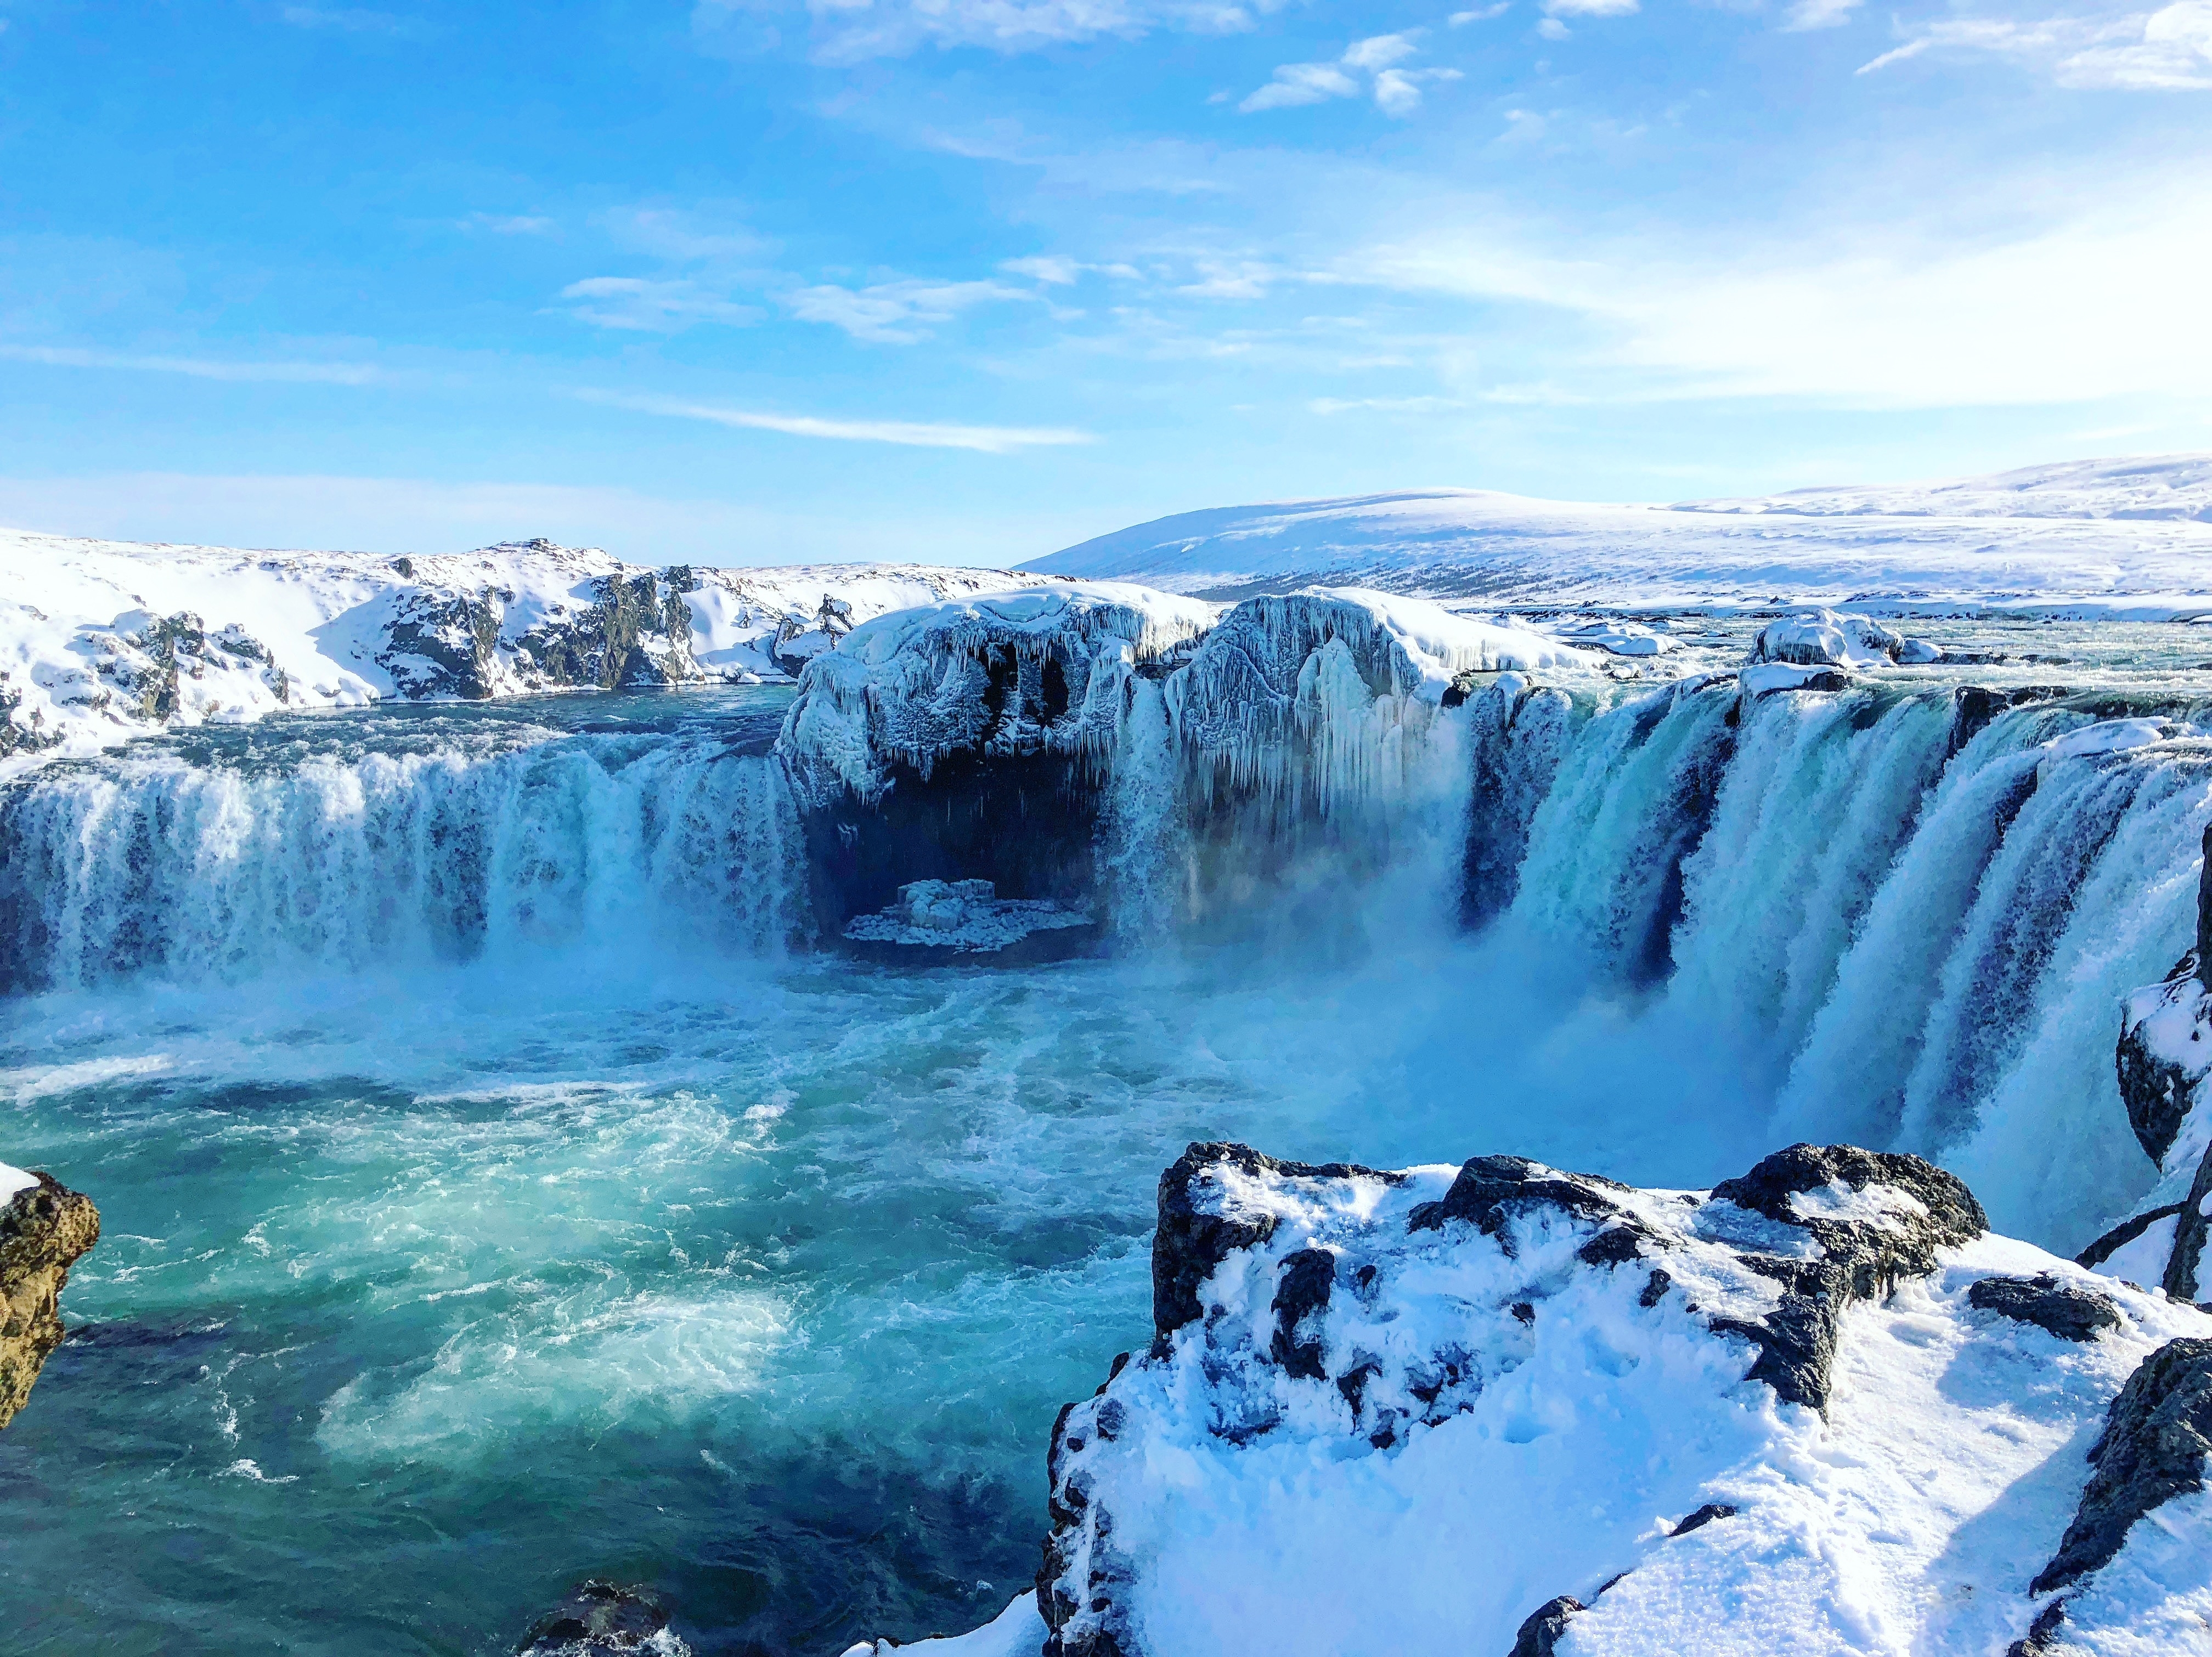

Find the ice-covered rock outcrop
[[1173, 590, 1587, 809], [0, 1163, 99, 1429], [869, 1139, 2212, 1657], [778, 584, 1218, 807], [514, 1580, 690, 1656], [2083, 825, 2212, 1301], [1747, 608, 1915, 669]]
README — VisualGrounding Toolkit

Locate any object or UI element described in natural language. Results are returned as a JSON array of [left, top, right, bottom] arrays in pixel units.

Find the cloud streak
[[592, 392, 1094, 452], [0, 343, 385, 384], [1242, 34, 1462, 115]]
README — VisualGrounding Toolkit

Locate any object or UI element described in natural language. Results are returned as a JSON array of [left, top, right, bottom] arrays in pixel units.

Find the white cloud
[[1545, 0, 1637, 16], [1858, 2, 2212, 86], [593, 393, 1093, 452], [1308, 394, 1466, 412], [1450, 4, 1510, 21], [0, 343, 385, 385], [461, 212, 556, 236], [784, 278, 1037, 343], [1537, 17, 1571, 38], [556, 276, 762, 331], [695, 0, 1285, 62], [1242, 33, 1459, 115], [1240, 63, 1362, 110], [1001, 255, 1084, 284], [1782, 0, 1860, 28], [1326, 169, 2212, 407]]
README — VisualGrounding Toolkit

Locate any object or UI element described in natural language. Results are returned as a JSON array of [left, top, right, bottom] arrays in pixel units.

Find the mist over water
[[3, 651, 2209, 1653]]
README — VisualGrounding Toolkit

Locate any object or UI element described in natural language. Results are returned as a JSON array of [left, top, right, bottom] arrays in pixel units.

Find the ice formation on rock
[[865, 1139, 2212, 1657], [840, 879, 1095, 957]]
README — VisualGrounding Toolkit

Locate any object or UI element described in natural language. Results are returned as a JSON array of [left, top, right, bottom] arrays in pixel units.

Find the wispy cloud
[[590, 392, 1093, 452], [784, 278, 1039, 343], [1449, 3, 1510, 20], [694, 0, 1285, 63], [556, 277, 763, 331], [1242, 33, 1462, 115], [1858, 3, 2212, 87], [460, 212, 557, 236], [0, 343, 385, 384], [1309, 395, 1466, 413]]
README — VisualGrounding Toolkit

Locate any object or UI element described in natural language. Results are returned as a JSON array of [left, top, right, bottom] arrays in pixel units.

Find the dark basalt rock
[[1407, 1154, 1631, 1249], [1967, 1274, 2121, 1342], [1506, 1596, 1583, 1657], [2118, 949, 2210, 1167], [516, 1580, 687, 1656], [1705, 1144, 1986, 1415], [1154, 1143, 1401, 1340], [2031, 1337, 2212, 1594], [0, 1172, 101, 1429], [1269, 1248, 1336, 1380], [1671, 1502, 1738, 1536], [0, 671, 59, 760], [1949, 684, 2063, 756], [380, 588, 506, 698]]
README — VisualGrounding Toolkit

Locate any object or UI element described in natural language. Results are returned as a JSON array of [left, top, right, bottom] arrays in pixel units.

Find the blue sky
[[1, 0, 2207, 564]]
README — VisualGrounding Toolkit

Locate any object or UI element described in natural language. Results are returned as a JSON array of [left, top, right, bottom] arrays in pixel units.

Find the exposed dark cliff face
[[799, 751, 1105, 935], [0, 1171, 100, 1429]]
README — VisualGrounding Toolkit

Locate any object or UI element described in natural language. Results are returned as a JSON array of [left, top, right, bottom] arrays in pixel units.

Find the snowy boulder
[[966, 1138, 2212, 1657], [1895, 637, 1944, 665], [0, 1165, 100, 1429], [1547, 618, 1676, 658], [2044, 717, 2176, 762], [1736, 661, 1854, 697], [1747, 609, 1905, 668]]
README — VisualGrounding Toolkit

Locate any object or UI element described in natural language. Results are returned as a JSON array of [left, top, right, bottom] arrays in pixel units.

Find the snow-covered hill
[[1026, 454, 2212, 615], [0, 528, 1023, 773]]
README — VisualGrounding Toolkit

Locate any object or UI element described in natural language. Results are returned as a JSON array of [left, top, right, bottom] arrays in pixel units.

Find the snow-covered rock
[[1026, 457, 2212, 615], [1545, 618, 1675, 658], [1, 1167, 100, 1430], [867, 1139, 2212, 1657], [0, 527, 1030, 774], [514, 1579, 691, 1656], [1747, 609, 1905, 669], [2045, 718, 2178, 762], [2085, 840, 2212, 1302]]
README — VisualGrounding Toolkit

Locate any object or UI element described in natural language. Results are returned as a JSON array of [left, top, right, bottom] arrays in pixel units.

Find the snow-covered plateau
[[0, 526, 1025, 773], [844, 1141, 2212, 1657], [1025, 453, 2212, 615]]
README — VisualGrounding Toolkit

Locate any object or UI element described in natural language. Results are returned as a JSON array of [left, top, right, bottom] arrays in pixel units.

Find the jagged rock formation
[[515, 1581, 690, 1656], [2082, 824, 2212, 1300], [0, 1166, 100, 1429], [944, 1139, 2212, 1657]]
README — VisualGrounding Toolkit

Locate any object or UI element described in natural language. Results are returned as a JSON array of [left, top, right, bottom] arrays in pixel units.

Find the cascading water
[[0, 692, 811, 992]]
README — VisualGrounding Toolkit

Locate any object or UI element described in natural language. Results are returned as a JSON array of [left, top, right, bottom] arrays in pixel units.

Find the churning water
[[3, 644, 2210, 1655]]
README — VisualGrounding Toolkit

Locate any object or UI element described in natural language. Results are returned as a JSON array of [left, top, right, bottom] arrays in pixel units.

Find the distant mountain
[[1025, 454, 2212, 614]]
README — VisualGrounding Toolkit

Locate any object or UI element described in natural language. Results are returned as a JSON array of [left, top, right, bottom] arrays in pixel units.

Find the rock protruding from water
[[1746, 609, 1907, 669], [516, 1581, 690, 1657], [2031, 1337, 2212, 1594], [0, 1168, 100, 1429], [839, 879, 1098, 963]]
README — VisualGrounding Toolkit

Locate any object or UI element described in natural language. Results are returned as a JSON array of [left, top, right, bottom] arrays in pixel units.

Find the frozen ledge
[[840, 880, 1097, 959]]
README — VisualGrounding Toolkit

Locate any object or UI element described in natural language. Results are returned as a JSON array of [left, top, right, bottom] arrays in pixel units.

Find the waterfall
[[1098, 677, 1190, 941], [0, 729, 810, 992]]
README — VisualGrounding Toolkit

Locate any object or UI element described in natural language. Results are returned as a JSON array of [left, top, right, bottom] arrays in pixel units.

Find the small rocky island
[[840, 879, 1099, 964]]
